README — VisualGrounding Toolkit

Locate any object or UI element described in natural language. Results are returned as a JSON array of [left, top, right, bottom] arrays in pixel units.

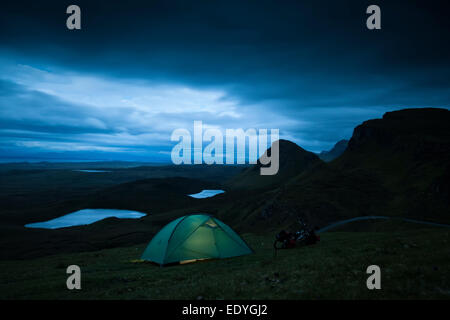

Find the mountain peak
[[227, 139, 322, 190], [318, 139, 349, 162]]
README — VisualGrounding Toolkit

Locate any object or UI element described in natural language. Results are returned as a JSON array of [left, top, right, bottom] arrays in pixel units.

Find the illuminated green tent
[[141, 214, 253, 266]]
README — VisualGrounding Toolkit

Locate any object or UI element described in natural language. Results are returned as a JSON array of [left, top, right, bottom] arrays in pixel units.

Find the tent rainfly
[[141, 214, 253, 266]]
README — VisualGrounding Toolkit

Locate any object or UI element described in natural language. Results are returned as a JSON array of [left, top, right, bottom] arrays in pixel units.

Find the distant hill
[[226, 139, 322, 190], [218, 108, 450, 231], [88, 177, 222, 213], [318, 139, 348, 162]]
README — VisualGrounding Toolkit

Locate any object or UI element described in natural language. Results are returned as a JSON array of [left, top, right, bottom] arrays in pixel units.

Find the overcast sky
[[1, 0, 449, 162]]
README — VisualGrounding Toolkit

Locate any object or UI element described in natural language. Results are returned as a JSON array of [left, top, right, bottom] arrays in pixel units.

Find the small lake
[[25, 209, 147, 229], [188, 190, 225, 199], [73, 170, 112, 173]]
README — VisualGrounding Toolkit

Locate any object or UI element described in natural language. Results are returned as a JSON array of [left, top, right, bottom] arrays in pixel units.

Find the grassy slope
[[1, 226, 449, 300]]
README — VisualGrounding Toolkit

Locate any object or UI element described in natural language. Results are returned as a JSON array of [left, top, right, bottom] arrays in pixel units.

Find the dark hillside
[[226, 139, 322, 190], [220, 108, 450, 232]]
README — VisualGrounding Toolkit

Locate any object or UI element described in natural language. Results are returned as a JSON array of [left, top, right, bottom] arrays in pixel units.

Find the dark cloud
[[0, 0, 449, 160]]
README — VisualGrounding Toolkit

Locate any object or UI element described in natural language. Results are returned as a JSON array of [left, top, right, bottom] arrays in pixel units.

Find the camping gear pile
[[273, 219, 320, 251]]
